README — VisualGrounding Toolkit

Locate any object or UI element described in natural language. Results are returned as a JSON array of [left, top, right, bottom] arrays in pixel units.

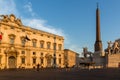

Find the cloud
[[24, 2, 36, 16], [23, 2, 65, 37], [66, 44, 82, 53], [0, 0, 82, 54], [0, 0, 65, 37], [0, 0, 19, 15], [22, 18, 65, 37]]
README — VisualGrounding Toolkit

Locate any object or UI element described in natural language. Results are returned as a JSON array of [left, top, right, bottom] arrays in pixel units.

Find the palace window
[[48, 36, 50, 38], [40, 41, 44, 48], [41, 53, 43, 56], [40, 58, 43, 64], [0, 56, 2, 64], [59, 54, 61, 57], [20, 36, 26, 47], [21, 51, 25, 54], [33, 58, 36, 64], [58, 44, 62, 50], [21, 38, 26, 47], [47, 42, 51, 49], [33, 42, 36, 47], [32, 39, 37, 47], [10, 38, 14, 44], [33, 52, 36, 55], [41, 34, 43, 36], [22, 29, 25, 32], [53, 43, 56, 50], [59, 58, 61, 64], [33, 32, 36, 34], [21, 58, 25, 64], [9, 34, 16, 44], [10, 26, 14, 29]]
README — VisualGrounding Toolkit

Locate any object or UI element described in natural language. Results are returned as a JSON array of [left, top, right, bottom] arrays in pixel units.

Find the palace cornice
[[0, 14, 64, 40], [25, 26, 64, 40], [0, 22, 64, 40]]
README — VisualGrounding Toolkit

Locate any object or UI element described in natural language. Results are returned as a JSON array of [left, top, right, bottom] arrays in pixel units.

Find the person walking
[[36, 63, 40, 71]]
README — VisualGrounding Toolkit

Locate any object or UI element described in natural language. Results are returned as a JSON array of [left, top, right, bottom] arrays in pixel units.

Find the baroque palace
[[0, 14, 66, 69]]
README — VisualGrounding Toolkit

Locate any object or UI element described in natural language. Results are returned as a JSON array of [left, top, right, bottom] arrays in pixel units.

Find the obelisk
[[94, 4, 103, 52]]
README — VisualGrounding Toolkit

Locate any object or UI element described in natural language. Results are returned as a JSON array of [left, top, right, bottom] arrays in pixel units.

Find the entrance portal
[[47, 58, 52, 67], [8, 56, 16, 68]]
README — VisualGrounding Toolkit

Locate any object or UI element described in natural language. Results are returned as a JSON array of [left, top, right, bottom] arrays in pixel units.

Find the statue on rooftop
[[112, 41, 119, 54], [15, 18, 22, 26], [107, 41, 112, 54], [0, 15, 9, 22]]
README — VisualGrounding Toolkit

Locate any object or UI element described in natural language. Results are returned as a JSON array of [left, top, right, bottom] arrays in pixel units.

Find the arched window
[[41, 52, 43, 56], [33, 52, 36, 55], [32, 39, 37, 47], [0, 49, 1, 53], [8, 34, 16, 44], [59, 58, 61, 64], [59, 54, 61, 64], [21, 51, 25, 54], [58, 44, 62, 50], [40, 58, 44, 64], [47, 42, 51, 49], [40, 40, 44, 48], [21, 39, 25, 46], [0, 56, 2, 64], [40, 52, 44, 64], [53, 43, 56, 50], [21, 36, 26, 47], [10, 38, 14, 44], [21, 57, 25, 64], [33, 58, 36, 64]]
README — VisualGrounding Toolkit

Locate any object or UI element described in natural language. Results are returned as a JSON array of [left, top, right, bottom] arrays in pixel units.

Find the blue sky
[[0, 0, 120, 56]]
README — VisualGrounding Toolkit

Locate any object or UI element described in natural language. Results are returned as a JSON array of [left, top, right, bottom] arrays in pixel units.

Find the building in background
[[0, 14, 64, 69], [105, 39, 120, 68], [64, 49, 79, 68]]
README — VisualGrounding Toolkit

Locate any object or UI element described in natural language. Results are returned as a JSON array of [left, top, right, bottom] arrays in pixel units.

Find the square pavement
[[0, 68, 120, 80]]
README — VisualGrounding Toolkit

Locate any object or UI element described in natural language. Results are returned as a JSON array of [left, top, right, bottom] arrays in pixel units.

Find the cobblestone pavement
[[0, 68, 120, 80]]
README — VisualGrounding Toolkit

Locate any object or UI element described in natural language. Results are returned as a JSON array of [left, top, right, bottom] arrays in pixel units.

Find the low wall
[[107, 53, 120, 68]]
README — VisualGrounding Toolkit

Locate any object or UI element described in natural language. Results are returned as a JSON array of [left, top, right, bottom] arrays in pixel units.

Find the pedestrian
[[37, 63, 40, 71], [66, 65, 69, 71]]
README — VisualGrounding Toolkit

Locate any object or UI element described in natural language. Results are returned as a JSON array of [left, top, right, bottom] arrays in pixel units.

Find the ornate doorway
[[8, 56, 16, 68], [46, 54, 52, 68], [47, 58, 52, 67]]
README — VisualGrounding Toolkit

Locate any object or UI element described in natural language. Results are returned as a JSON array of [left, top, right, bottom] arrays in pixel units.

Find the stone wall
[[64, 49, 78, 67], [107, 53, 120, 68]]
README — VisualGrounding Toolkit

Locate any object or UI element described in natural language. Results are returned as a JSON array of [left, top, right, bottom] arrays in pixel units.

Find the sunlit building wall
[[64, 49, 79, 67], [0, 14, 64, 69]]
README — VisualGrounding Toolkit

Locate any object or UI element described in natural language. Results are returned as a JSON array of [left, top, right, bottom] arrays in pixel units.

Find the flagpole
[[25, 35, 31, 68]]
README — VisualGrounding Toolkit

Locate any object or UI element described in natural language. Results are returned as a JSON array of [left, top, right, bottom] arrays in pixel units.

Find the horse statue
[[112, 41, 119, 54]]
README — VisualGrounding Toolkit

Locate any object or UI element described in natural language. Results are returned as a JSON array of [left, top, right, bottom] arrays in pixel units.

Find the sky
[[0, 0, 120, 56]]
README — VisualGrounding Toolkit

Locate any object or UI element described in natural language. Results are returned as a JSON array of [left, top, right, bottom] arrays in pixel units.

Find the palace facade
[[0, 14, 64, 69]]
